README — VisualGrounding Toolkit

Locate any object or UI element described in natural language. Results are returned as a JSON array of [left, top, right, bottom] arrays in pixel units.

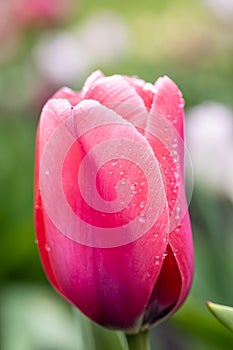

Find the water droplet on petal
[[138, 213, 146, 223], [111, 159, 118, 166], [175, 206, 181, 219], [44, 243, 51, 252]]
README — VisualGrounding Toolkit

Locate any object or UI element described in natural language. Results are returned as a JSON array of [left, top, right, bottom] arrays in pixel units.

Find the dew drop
[[120, 170, 124, 175], [175, 206, 181, 219], [139, 201, 145, 208], [109, 170, 113, 175], [179, 100, 185, 108], [44, 170, 49, 176], [44, 243, 51, 252], [111, 159, 118, 166], [35, 239, 38, 245], [172, 151, 179, 162], [138, 213, 146, 223], [120, 178, 127, 185], [172, 137, 178, 147]]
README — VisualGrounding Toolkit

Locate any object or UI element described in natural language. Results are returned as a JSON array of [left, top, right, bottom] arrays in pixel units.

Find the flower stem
[[125, 330, 150, 350]]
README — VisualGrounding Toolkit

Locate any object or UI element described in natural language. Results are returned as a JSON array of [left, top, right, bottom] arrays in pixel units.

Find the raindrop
[[44, 243, 51, 252], [111, 159, 118, 166], [120, 170, 124, 175], [155, 255, 160, 265], [139, 201, 145, 208], [120, 178, 127, 185], [44, 170, 49, 176], [172, 151, 179, 162], [179, 100, 185, 108], [172, 138, 178, 148], [175, 206, 181, 219], [138, 213, 146, 224], [35, 239, 38, 245], [109, 170, 113, 175]]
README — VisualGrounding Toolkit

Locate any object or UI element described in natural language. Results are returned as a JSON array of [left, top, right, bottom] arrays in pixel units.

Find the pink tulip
[[35, 71, 193, 331]]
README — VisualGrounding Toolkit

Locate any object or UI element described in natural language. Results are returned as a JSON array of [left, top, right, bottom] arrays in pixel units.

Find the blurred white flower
[[33, 10, 130, 85], [203, 0, 233, 21], [186, 102, 233, 201]]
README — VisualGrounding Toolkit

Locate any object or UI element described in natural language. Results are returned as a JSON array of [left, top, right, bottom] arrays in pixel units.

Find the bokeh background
[[0, 0, 233, 349]]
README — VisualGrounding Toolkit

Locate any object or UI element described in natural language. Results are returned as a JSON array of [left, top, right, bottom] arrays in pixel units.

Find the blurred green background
[[0, 0, 233, 349]]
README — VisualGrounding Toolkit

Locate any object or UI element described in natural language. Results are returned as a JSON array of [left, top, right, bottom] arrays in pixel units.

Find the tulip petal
[[36, 98, 170, 329], [168, 212, 194, 312], [142, 244, 182, 327], [145, 77, 188, 233], [153, 76, 185, 139], [81, 69, 105, 96], [52, 87, 82, 106], [123, 76, 155, 110], [82, 74, 148, 131]]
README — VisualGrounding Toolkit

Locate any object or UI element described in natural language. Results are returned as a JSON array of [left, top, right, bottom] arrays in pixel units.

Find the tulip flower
[[35, 71, 193, 349]]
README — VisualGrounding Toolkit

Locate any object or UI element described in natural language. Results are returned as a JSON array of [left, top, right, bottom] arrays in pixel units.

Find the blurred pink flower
[[13, 0, 77, 28]]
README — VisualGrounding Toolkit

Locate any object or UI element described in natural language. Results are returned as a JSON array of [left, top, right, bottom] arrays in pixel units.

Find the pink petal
[[82, 74, 148, 131], [36, 99, 170, 329], [145, 77, 187, 231], [52, 87, 82, 106], [81, 70, 105, 96], [168, 212, 194, 311], [153, 76, 185, 140], [123, 76, 155, 110]]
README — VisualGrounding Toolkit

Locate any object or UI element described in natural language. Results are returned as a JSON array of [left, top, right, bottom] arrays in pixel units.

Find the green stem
[[125, 330, 150, 350]]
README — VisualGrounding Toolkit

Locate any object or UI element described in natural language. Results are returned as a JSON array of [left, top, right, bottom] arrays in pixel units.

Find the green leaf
[[207, 301, 233, 333]]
